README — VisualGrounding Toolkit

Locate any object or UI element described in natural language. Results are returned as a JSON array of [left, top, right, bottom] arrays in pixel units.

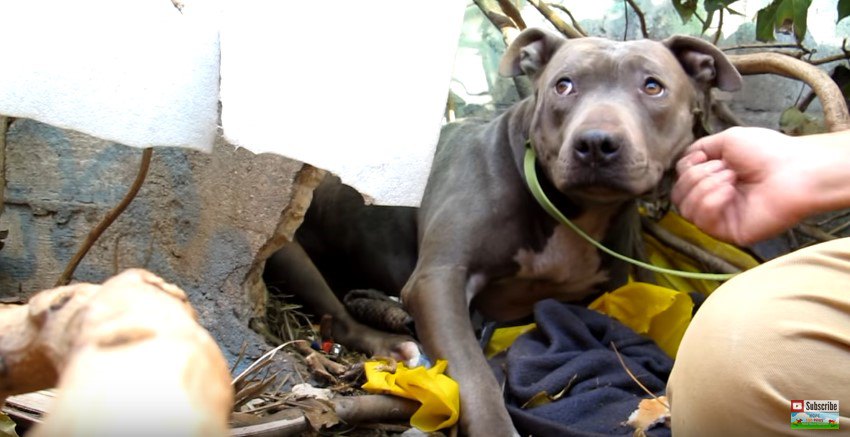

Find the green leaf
[[755, 0, 812, 43], [725, 6, 745, 16], [702, 11, 714, 34], [701, 0, 738, 33], [839, 0, 850, 23], [704, 0, 739, 14], [779, 107, 825, 136], [756, 1, 780, 41], [671, 0, 698, 24]]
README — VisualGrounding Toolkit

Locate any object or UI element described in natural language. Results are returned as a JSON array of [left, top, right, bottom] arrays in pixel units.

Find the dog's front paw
[[391, 340, 431, 368]]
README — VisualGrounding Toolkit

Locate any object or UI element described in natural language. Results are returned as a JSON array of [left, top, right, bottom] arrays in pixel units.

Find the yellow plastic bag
[[484, 323, 537, 358], [589, 281, 693, 357], [362, 359, 459, 432]]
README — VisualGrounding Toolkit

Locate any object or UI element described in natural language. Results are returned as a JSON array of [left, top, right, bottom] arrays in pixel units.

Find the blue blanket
[[501, 299, 673, 436]]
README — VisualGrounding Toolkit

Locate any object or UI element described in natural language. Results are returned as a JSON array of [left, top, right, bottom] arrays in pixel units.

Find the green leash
[[522, 142, 738, 281]]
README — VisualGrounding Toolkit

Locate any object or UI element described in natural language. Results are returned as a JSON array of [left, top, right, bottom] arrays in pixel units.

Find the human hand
[[672, 127, 816, 246]]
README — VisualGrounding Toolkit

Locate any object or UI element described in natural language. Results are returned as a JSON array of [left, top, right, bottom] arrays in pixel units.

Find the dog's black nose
[[574, 130, 622, 165]]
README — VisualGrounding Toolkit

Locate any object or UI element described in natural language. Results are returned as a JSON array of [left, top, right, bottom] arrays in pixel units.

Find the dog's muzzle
[[573, 129, 624, 167]]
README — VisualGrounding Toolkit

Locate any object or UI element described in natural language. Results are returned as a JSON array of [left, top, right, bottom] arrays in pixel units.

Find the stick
[[230, 395, 419, 437], [641, 217, 742, 273]]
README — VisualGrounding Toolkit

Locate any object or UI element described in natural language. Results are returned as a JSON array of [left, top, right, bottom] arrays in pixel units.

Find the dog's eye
[[643, 78, 664, 96], [555, 78, 574, 95]]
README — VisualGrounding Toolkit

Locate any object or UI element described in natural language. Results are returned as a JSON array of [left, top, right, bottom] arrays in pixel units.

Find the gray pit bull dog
[[266, 28, 741, 436]]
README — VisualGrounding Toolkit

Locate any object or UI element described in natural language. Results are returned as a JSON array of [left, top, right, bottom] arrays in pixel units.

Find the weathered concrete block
[[0, 118, 323, 365]]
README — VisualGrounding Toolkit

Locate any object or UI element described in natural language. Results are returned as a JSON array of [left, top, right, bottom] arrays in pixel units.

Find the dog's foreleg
[[265, 242, 416, 360], [403, 265, 518, 437]]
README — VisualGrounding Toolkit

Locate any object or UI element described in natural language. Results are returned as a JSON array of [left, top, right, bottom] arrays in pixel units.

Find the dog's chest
[[512, 222, 609, 293], [471, 221, 611, 321]]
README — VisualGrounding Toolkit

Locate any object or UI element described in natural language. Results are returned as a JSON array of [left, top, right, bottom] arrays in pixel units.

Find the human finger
[[684, 130, 735, 161], [674, 168, 736, 223], [675, 149, 708, 176], [672, 160, 727, 205]]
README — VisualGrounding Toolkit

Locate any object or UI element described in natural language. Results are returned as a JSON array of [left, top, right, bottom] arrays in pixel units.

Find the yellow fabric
[[589, 281, 693, 357], [361, 359, 459, 432], [484, 323, 537, 358]]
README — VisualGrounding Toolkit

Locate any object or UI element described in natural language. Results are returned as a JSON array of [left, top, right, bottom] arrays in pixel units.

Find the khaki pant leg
[[668, 238, 850, 436]]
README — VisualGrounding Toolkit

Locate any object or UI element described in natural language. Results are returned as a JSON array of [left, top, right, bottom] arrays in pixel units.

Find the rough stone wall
[[0, 118, 323, 365]]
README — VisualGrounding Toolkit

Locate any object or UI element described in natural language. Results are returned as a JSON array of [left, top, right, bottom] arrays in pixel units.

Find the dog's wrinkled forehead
[[540, 38, 691, 91]]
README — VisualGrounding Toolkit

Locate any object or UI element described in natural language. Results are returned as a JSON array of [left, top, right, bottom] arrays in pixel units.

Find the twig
[[548, 4, 588, 37], [231, 341, 251, 375], [810, 53, 850, 66], [817, 209, 850, 227], [712, 9, 723, 45], [721, 42, 805, 52], [828, 217, 850, 236], [641, 217, 742, 272], [797, 88, 817, 113], [730, 52, 850, 132], [610, 342, 669, 409], [526, 0, 583, 39], [234, 372, 282, 410], [273, 373, 292, 395], [55, 147, 153, 286], [625, 0, 648, 39], [795, 223, 838, 242], [292, 340, 347, 376], [233, 342, 293, 388], [474, 0, 518, 40], [622, 0, 628, 41], [496, 0, 526, 29], [711, 101, 745, 127]]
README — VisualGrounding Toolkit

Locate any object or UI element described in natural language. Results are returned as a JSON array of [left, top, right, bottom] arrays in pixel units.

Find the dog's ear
[[499, 28, 566, 80], [663, 35, 742, 91]]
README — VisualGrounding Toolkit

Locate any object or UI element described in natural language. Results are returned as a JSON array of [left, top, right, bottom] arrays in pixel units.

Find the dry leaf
[[301, 398, 340, 431], [520, 375, 574, 409], [627, 396, 670, 433]]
